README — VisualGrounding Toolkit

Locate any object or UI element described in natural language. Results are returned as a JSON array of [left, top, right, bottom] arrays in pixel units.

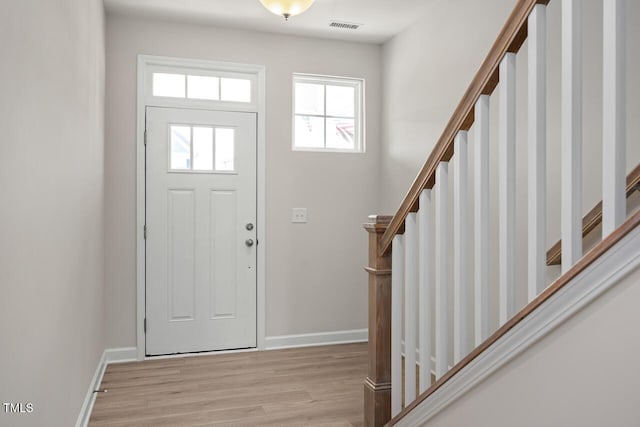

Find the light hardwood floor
[[89, 343, 367, 426]]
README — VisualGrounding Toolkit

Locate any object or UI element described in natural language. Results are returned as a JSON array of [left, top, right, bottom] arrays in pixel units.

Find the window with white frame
[[150, 70, 254, 104], [168, 125, 236, 173], [292, 74, 364, 152]]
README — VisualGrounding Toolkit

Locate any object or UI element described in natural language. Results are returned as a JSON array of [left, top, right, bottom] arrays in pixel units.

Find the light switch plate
[[291, 208, 307, 223]]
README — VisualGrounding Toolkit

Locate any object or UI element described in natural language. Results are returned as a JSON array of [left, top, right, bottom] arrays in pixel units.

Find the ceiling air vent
[[329, 21, 361, 30]]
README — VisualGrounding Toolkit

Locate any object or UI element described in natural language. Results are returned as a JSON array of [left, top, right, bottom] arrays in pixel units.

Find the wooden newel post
[[363, 215, 393, 426]]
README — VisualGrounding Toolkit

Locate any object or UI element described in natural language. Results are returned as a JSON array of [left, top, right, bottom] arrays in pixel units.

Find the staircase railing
[[363, 0, 639, 425], [546, 164, 640, 265]]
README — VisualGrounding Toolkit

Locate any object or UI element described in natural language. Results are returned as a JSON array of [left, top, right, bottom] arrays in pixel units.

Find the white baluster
[[453, 131, 469, 363], [499, 53, 516, 325], [474, 95, 490, 346], [404, 214, 418, 404], [561, 0, 583, 273], [435, 162, 450, 378], [391, 234, 404, 416], [602, 0, 626, 236], [418, 189, 433, 393], [528, 4, 547, 302]]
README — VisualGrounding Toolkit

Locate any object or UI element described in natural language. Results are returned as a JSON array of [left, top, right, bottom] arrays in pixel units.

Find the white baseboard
[[75, 351, 107, 427], [105, 347, 138, 364], [75, 347, 137, 427], [265, 329, 367, 350], [398, 225, 640, 426]]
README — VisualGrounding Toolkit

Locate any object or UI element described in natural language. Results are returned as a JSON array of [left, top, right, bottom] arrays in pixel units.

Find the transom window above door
[[144, 62, 258, 109], [169, 124, 236, 173], [153, 73, 252, 103], [292, 74, 364, 153]]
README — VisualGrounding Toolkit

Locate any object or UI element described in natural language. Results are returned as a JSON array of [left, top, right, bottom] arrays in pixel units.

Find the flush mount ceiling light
[[259, 0, 315, 21]]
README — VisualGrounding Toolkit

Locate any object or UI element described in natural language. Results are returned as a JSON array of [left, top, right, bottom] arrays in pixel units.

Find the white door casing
[[145, 106, 257, 355]]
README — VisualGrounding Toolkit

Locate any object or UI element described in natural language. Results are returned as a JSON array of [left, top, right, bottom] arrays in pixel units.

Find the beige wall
[[379, 0, 518, 213], [420, 262, 640, 427], [0, 0, 106, 426], [104, 14, 382, 348]]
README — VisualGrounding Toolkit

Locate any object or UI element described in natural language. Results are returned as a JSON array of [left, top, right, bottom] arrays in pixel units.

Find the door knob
[[245, 238, 254, 247]]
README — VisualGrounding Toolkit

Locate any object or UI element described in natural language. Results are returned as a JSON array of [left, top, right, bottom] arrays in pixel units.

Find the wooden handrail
[[546, 163, 640, 265], [379, 0, 550, 256], [389, 209, 640, 425]]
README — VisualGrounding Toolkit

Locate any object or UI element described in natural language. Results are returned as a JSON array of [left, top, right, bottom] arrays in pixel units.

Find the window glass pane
[[153, 73, 186, 98], [170, 125, 191, 169], [295, 83, 325, 116], [215, 128, 235, 171], [187, 75, 219, 100], [292, 75, 363, 152], [326, 85, 355, 117], [295, 115, 325, 148], [326, 117, 355, 150], [220, 78, 251, 103], [193, 127, 214, 171]]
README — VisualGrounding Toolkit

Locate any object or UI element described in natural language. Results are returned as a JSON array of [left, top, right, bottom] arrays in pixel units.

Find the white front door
[[145, 107, 257, 356]]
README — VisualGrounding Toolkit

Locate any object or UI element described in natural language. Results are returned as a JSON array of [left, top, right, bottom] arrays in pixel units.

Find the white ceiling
[[104, 0, 434, 44]]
